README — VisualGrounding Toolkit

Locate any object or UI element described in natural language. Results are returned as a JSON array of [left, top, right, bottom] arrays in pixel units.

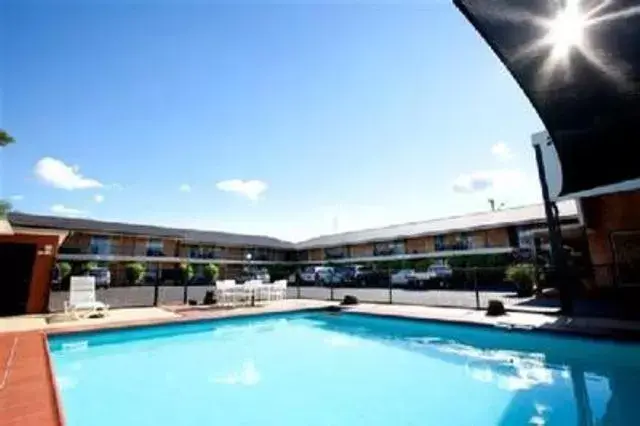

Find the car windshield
[[89, 269, 108, 277]]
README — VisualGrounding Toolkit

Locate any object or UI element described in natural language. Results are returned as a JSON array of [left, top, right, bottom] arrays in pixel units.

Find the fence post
[[474, 267, 480, 310], [330, 277, 335, 301], [182, 268, 188, 305], [388, 267, 393, 304], [153, 262, 160, 306]]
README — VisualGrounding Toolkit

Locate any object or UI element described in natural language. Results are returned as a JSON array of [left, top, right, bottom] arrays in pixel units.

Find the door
[[0, 243, 37, 316]]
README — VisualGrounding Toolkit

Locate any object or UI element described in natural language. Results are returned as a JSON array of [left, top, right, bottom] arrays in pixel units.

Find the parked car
[[299, 266, 341, 285], [238, 268, 271, 283], [412, 264, 453, 288], [88, 267, 111, 289], [390, 269, 417, 287]]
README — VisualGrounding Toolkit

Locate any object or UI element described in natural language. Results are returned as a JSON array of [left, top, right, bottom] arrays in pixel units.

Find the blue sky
[[1, 1, 546, 241]]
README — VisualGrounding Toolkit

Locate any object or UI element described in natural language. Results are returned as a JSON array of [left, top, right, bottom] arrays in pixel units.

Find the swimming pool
[[49, 311, 640, 426]]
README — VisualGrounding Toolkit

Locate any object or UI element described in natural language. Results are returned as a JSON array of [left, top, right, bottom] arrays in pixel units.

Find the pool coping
[[9, 303, 640, 426], [340, 306, 640, 344]]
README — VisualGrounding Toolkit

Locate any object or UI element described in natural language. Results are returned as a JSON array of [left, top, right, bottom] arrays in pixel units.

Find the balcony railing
[[435, 241, 473, 252]]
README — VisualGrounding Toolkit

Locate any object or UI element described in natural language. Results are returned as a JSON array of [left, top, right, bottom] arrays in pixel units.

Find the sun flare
[[546, 2, 587, 59]]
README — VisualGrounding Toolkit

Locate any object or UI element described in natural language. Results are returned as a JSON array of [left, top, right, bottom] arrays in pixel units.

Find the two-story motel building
[[3, 201, 580, 309]]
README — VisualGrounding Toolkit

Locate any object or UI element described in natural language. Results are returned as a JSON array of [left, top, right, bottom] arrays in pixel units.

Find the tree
[[0, 130, 15, 217], [57, 262, 72, 280], [0, 129, 14, 147], [179, 262, 194, 283], [203, 263, 220, 285], [125, 262, 146, 286], [0, 200, 10, 218]]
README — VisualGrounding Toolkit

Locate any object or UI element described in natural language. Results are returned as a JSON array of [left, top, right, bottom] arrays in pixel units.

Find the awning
[[454, 0, 640, 197]]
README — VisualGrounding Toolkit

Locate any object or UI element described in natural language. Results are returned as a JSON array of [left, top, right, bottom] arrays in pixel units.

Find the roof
[[454, 0, 640, 197], [8, 201, 578, 250], [295, 201, 578, 249], [7, 213, 296, 249]]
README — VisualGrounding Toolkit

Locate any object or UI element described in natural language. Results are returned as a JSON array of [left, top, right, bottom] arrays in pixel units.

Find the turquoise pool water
[[49, 312, 640, 426]]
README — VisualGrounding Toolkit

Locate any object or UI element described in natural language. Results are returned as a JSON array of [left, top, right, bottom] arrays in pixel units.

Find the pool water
[[49, 312, 640, 426]]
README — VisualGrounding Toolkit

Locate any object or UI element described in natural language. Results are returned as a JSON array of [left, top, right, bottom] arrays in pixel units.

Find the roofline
[[8, 202, 579, 250]]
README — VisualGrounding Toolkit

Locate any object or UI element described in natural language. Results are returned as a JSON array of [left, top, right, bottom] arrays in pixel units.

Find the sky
[[0, 1, 547, 242]]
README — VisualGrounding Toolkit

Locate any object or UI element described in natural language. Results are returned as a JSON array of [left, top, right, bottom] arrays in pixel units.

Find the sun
[[545, 1, 587, 59]]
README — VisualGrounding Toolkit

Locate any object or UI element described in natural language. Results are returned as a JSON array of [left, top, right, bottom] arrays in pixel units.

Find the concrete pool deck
[[4, 299, 640, 426]]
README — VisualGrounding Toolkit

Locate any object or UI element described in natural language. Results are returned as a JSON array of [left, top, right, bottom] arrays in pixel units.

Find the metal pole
[[474, 267, 480, 310], [330, 274, 335, 301], [153, 262, 160, 306], [534, 143, 573, 314], [388, 266, 393, 304]]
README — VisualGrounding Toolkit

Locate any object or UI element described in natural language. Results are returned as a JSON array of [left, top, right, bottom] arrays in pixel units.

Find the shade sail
[[454, 0, 640, 197]]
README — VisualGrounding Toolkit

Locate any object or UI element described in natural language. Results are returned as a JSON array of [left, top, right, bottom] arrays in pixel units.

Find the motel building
[[0, 201, 582, 316]]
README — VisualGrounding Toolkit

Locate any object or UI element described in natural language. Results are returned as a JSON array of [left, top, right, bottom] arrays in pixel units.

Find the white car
[[390, 269, 416, 286], [413, 264, 453, 283], [299, 266, 341, 285]]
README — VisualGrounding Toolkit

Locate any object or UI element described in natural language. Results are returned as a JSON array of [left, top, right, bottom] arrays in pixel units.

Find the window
[[89, 236, 111, 255], [434, 235, 446, 251], [374, 241, 406, 256], [457, 232, 472, 250], [146, 239, 164, 257], [325, 246, 346, 259]]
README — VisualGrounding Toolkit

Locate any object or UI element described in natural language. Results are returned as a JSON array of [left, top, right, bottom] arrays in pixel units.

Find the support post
[[534, 143, 573, 314]]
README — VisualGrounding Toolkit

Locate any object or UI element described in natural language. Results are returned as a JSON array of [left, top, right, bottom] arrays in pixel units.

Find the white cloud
[[179, 184, 192, 192], [10, 195, 24, 201], [50, 204, 87, 217], [94, 194, 105, 203], [216, 179, 267, 201], [452, 169, 526, 194], [491, 142, 513, 161], [34, 157, 103, 190]]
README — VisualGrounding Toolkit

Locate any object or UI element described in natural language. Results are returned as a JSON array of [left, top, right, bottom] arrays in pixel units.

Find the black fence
[[48, 266, 525, 312], [48, 263, 639, 315]]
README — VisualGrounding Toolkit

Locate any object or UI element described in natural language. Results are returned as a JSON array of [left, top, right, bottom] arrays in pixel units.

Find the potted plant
[[202, 263, 220, 305], [179, 263, 194, 304], [505, 263, 536, 297]]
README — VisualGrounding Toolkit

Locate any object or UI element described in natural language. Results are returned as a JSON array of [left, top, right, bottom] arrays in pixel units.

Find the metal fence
[[48, 266, 534, 312]]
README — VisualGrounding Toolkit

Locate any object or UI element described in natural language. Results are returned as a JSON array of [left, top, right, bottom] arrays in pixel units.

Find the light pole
[[246, 253, 254, 306], [246, 252, 253, 274]]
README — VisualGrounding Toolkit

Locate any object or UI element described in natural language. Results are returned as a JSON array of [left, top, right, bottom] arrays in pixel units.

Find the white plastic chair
[[215, 280, 236, 306], [64, 276, 110, 319], [271, 280, 287, 301]]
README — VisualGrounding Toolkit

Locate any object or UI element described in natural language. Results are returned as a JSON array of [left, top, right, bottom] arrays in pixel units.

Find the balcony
[[434, 241, 473, 252]]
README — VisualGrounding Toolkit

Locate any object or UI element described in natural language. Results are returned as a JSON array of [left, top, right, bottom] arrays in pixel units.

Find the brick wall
[[581, 190, 640, 287], [309, 249, 324, 261], [486, 228, 510, 247], [350, 243, 373, 257]]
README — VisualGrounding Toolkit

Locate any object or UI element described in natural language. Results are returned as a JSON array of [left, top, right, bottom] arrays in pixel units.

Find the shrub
[[125, 262, 145, 286], [267, 264, 296, 281], [179, 263, 194, 283], [414, 259, 433, 272], [57, 262, 72, 279], [505, 263, 536, 296], [81, 261, 98, 274], [203, 263, 220, 284], [341, 295, 359, 305]]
